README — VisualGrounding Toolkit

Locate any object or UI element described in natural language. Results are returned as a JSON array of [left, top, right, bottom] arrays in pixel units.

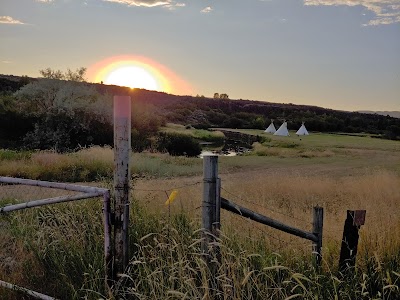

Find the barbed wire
[[234, 212, 311, 252], [221, 187, 310, 225], [133, 181, 201, 192]]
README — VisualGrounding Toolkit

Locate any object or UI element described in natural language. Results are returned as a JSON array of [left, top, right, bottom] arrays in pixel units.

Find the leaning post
[[113, 96, 131, 281], [312, 206, 324, 267], [339, 210, 366, 275]]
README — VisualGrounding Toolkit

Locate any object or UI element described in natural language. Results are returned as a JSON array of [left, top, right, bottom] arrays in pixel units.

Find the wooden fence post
[[312, 206, 324, 267], [201, 155, 221, 256], [201, 155, 221, 297], [339, 210, 366, 275], [113, 96, 131, 280]]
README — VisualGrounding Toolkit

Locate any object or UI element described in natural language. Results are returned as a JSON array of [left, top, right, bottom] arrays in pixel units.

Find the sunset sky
[[1, 0, 399, 111]]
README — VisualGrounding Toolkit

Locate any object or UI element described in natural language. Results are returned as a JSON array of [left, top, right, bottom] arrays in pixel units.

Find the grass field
[[1, 131, 400, 299]]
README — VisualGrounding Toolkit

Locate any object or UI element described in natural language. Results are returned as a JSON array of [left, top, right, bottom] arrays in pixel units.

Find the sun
[[104, 66, 158, 90], [87, 55, 192, 95]]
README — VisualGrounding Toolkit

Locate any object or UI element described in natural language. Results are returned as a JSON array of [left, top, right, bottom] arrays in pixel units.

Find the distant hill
[[1, 74, 400, 147], [358, 111, 400, 119]]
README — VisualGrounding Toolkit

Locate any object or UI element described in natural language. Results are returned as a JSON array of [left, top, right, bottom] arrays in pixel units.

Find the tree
[[252, 116, 265, 129], [14, 68, 113, 151], [40, 67, 87, 82], [219, 93, 229, 99], [213, 93, 219, 99]]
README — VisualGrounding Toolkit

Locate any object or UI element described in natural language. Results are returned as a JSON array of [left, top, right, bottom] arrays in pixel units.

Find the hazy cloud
[[1, 60, 13, 64], [201, 6, 213, 13], [102, 0, 184, 8], [165, 2, 185, 10], [35, 0, 54, 2], [304, 0, 400, 25], [0, 16, 25, 25]]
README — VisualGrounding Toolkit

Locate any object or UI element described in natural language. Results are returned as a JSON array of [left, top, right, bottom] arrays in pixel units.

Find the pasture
[[0, 131, 399, 299]]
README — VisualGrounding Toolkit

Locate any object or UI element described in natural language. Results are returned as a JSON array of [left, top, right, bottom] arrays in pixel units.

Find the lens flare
[[87, 55, 192, 95]]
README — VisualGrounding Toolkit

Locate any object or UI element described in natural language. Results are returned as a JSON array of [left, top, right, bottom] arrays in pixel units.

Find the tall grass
[[1, 137, 400, 299], [0, 147, 203, 181], [1, 200, 399, 299]]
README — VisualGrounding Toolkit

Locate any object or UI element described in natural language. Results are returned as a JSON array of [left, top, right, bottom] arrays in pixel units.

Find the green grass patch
[[161, 123, 225, 145], [0, 149, 32, 161]]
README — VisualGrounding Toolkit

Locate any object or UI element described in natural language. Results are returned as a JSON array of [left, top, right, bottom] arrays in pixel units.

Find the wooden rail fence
[[201, 155, 365, 274]]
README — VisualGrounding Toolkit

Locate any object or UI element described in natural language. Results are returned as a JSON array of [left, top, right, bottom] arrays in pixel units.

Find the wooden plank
[[221, 197, 318, 242]]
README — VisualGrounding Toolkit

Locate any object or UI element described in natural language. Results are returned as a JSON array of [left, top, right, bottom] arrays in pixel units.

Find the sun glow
[[105, 66, 158, 90], [87, 55, 192, 94]]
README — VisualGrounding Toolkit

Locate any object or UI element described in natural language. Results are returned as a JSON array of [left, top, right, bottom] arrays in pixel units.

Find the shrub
[[156, 132, 201, 157]]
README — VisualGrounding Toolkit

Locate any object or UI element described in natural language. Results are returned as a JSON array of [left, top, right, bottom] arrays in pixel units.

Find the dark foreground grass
[[1, 197, 399, 300]]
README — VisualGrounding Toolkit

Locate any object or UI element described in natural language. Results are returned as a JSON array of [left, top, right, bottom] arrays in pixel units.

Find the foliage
[[13, 74, 113, 151], [0, 149, 32, 161], [1, 72, 400, 153], [39, 67, 87, 82], [161, 123, 225, 146], [156, 132, 202, 157], [161, 96, 400, 139], [0, 94, 36, 148]]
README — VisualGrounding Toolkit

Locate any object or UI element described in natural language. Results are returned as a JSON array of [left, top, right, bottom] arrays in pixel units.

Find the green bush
[[156, 132, 201, 157]]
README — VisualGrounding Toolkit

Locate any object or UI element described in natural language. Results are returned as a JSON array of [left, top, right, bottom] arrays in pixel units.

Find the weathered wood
[[221, 197, 318, 242], [312, 206, 324, 266], [0, 176, 108, 194], [0, 192, 103, 213], [0, 280, 57, 300], [103, 190, 113, 291], [339, 210, 366, 274], [201, 155, 221, 298], [113, 96, 131, 279], [201, 155, 220, 255]]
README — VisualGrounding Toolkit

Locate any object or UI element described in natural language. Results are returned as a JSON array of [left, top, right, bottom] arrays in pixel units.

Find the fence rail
[[0, 176, 111, 300], [221, 197, 318, 242], [202, 155, 324, 268]]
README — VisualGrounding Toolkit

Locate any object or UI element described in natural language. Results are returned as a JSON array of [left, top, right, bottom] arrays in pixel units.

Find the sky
[[1, 0, 399, 112]]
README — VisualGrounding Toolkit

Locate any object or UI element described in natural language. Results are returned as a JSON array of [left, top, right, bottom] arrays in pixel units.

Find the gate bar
[[221, 197, 318, 242]]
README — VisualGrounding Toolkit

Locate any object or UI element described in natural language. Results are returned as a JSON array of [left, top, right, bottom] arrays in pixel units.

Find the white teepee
[[296, 122, 309, 136], [274, 121, 290, 136], [264, 121, 276, 134]]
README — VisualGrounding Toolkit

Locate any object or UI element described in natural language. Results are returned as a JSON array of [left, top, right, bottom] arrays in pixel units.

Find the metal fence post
[[113, 96, 131, 280], [312, 206, 324, 267]]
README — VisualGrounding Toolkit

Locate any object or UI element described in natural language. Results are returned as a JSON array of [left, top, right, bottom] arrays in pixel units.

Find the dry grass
[[1, 132, 400, 299], [132, 168, 400, 261]]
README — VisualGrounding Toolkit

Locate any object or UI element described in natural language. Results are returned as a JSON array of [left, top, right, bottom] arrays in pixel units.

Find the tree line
[[1, 69, 399, 153]]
